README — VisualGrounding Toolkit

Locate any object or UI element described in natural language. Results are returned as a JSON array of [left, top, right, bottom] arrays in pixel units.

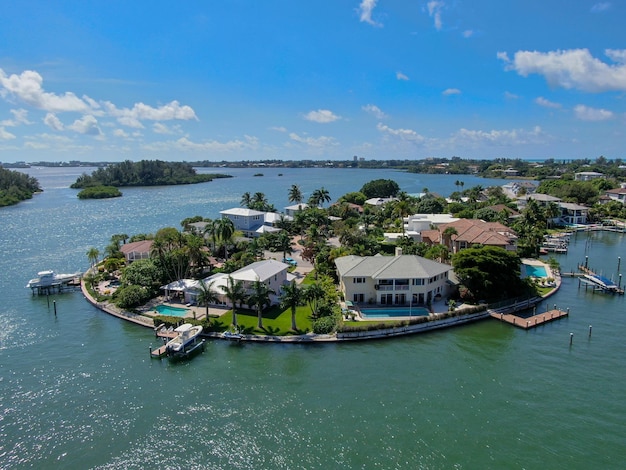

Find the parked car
[[282, 257, 297, 266]]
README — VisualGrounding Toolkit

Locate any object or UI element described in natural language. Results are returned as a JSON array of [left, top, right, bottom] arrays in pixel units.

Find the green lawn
[[211, 305, 315, 336]]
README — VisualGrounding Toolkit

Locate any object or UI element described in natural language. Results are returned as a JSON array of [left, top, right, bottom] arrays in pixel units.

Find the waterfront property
[[219, 207, 288, 238], [120, 240, 153, 264], [335, 253, 453, 308], [421, 219, 518, 253]]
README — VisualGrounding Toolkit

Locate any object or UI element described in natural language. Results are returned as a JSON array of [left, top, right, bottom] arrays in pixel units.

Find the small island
[[77, 185, 122, 199], [0, 167, 42, 207], [70, 159, 232, 190]]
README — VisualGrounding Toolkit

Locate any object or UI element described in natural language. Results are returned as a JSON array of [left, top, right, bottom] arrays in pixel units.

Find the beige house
[[335, 254, 453, 306], [120, 240, 153, 263], [421, 219, 517, 253]]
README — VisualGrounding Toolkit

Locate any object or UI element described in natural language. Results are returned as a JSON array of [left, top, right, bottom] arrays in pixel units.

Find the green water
[[1, 167, 625, 469]]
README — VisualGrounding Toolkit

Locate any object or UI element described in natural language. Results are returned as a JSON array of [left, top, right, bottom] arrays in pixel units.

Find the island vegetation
[[77, 185, 122, 199], [0, 167, 41, 207], [70, 159, 231, 188]]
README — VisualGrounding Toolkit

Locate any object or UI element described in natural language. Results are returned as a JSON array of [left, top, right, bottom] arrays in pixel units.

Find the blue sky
[[1, 1, 625, 162]]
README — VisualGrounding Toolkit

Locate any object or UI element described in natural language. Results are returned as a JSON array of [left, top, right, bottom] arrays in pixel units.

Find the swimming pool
[[360, 307, 430, 318], [154, 304, 190, 317], [525, 265, 548, 278]]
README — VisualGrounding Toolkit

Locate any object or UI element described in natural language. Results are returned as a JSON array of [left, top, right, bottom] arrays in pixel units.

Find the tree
[[360, 179, 400, 198], [304, 282, 325, 318], [247, 278, 275, 329], [241, 192, 252, 208], [196, 280, 219, 321], [280, 280, 305, 331], [86, 247, 99, 270], [288, 184, 303, 208], [309, 187, 331, 207], [452, 246, 524, 301], [222, 276, 246, 327], [213, 218, 236, 259]]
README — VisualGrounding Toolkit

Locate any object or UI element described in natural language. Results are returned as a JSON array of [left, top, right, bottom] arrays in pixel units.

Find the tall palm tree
[[442, 226, 458, 251], [304, 282, 325, 318], [309, 187, 331, 208], [247, 278, 275, 329], [222, 276, 245, 327], [196, 279, 219, 321], [86, 247, 99, 270], [214, 218, 236, 260], [241, 192, 252, 208], [288, 184, 303, 209], [280, 280, 305, 331]]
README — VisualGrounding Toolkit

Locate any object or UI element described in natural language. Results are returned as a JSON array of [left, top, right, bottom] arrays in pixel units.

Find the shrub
[[312, 315, 338, 334]]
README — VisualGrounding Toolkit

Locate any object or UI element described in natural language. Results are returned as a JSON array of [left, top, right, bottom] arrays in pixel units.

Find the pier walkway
[[491, 309, 568, 329]]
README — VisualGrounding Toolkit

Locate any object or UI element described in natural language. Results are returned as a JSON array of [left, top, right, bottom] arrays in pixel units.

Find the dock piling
[[53, 300, 57, 316], [570, 333, 574, 346], [589, 325, 592, 338]]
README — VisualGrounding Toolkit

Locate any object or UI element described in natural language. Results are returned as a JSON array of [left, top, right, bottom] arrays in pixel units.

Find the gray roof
[[335, 254, 450, 280], [230, 259, 289, 282]]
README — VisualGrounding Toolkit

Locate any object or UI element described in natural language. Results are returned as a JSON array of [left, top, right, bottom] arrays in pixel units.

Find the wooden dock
[[491, 309, 568, 329], [150, 345, 168, 358]]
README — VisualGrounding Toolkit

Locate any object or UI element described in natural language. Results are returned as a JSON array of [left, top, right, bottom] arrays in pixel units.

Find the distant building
[[120, 240, 153, 263], [421, 219, 518, 253], [604, 185, 626, 205], [574, 171, 604, 181]]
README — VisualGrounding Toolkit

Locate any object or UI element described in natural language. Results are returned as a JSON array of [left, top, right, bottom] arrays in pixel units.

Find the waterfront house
[[284, 203, 309, 217], [421, 219, 518, 253], [604, 185, 626, 204], [335, 253, 453, 306], [220, 208, 288, 238], [574, 171, 604, 181], [120, 240, 153, 264]]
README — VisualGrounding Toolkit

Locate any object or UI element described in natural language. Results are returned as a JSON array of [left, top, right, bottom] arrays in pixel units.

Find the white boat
[[26, 270, 82, 288], [165, 323, 204, 355], [221, 330, 243, 341]]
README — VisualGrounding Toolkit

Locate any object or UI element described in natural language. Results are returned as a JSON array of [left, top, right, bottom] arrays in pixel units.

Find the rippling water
[[1, 167, 624, 469]]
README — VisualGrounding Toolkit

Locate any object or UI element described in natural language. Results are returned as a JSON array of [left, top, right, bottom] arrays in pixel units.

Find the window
[[353, 277, 365, 284], [412, 279, 424, 285], [353, 293, 364, 303]]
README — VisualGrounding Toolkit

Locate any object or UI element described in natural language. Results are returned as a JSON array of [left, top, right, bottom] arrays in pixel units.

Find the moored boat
[[165, 323, 204, 356]]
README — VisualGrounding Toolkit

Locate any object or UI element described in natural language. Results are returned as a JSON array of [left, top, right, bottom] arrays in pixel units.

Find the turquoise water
[[360, 307, 430, 317], [525, 264, 548, 277], [1, 167, 624, 469], [154, 304, 189, 317]]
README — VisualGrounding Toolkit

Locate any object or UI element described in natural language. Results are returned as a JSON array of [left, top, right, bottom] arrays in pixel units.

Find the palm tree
[[442, 226, 458, 251], [304, 282, 325, 318], [214, 218, 236, 260], [86, 247, 99, 270], [247, 278, 275, 329], [241, 192, 252, 208], [222, 276, 245, 327], [280, 280, 305, 331], [288, 184, 303, 209], [196, 279, 219, 321], [277, 231, 294, 260], [309, 187, 331, 208]]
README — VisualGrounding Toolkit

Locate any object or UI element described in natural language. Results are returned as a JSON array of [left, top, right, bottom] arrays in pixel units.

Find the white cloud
[[0, 69, 92, 113], [43, 113, 64, 131], [103, 100, 198, 128], [303, 109, 340, 123], [153, 122, 174, 134], [289, 132, 338, 148], [605, 49, 626, 64], [377, 123, 426, 143], [362, 104, 387, 119], [462, 30, 474, 38], [68, 115, 102, 135], [0, 126, 16, 140], [270, 126, 287, 132], [357, 0, 382, 27], [535, 97, 562, 109], [144, 135, 259, 153], [504, 91, 519, 100], [452, 126, 546, 145], [426, 1, 445, 31], [113, 129, 129, 138], [500, 48, 626, 92], [442, 88, 461, 96], [396, 71, 409, 81], [574, 104, 613, 121], [591, 2, 611, 12], [1, 108, 31, 126]]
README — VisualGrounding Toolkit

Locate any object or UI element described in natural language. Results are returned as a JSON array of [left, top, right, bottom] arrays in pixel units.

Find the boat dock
[[576, 265, 624, 295], [491, 309, 569, 329]]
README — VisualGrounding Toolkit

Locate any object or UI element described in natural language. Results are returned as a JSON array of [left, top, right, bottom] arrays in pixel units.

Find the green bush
[[77, 185, 122, 199], [312, 315, 338, 334], [115, 285, 151, 309]]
